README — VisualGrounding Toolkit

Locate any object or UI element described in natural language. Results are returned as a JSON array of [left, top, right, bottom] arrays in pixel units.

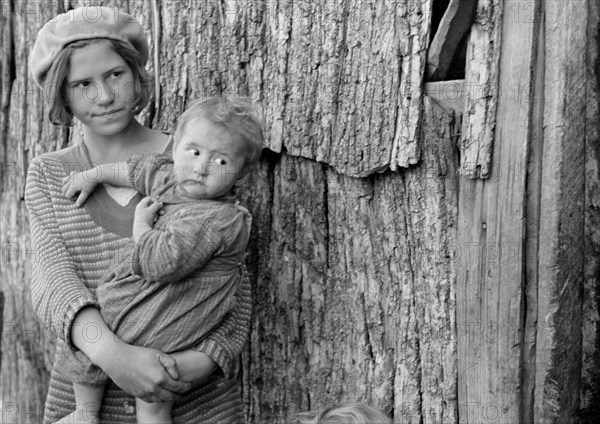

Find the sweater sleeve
[[25, 157, 99, 346], [193, 262, 252, 378], [126, 153, 173, 196]]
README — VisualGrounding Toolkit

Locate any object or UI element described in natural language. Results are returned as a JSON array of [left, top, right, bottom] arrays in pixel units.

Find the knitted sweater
[[25, 142, 251, 424]]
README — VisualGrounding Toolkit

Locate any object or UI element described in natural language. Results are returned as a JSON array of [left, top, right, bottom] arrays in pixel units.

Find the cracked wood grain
[[459, 0, 502, 178], [534, 0, 588, 421], [456, 0, 537, 422]]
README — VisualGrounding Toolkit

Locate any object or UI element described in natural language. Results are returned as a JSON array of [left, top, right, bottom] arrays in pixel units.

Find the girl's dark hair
[[42, 38, 150, 126]]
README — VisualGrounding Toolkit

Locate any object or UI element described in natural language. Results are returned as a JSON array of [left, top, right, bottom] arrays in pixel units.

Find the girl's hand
[[62, 171, 99, 207], [97, 341, 191, 402]]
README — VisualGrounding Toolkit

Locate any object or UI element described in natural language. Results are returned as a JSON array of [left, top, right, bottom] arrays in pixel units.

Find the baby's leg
[[55, 383, 104, 423], [136, 398, 174, 424]]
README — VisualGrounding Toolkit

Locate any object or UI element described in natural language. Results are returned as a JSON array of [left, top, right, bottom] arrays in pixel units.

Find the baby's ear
[[235, 160, 253, 180], [235, 172, 249, 187], [233, 168, 244, 182]]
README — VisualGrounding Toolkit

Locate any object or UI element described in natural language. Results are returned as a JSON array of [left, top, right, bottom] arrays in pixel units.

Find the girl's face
[[172, 119, 247, 199], [65, 41, 136, 136]]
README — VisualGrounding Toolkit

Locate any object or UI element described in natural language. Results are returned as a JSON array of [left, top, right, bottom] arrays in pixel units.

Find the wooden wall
[[0, 1, 598, 423]]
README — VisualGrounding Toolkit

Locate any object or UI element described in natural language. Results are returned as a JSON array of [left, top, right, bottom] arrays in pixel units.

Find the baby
[[60, 97, 262, 423]]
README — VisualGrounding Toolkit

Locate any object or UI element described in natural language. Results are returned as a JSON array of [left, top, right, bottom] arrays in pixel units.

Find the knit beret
[[30, 6, 149, 87]]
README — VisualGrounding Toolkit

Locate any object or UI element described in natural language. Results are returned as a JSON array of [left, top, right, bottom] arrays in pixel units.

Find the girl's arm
[[26, 158, 189, 401], [26, 158, 101, 342], [72, 306, 191, 402]]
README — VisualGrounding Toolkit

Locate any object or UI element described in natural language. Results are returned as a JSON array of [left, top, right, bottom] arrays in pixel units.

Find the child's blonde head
[[295, 402, 392, 424], [174, 97, 263, 171]]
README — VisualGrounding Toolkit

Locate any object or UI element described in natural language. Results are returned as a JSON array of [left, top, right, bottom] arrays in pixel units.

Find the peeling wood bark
[[456, 0, 537, 422], [405, 97, 458, 424], [0, 0, 10, 193], [534, 0, 588, 421], [390, 0, 432, 171], [152, 0, 431, 177], [459, 0, 502, 178]]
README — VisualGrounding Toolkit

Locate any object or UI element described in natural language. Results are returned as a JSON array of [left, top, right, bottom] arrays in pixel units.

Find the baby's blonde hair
[[174, 96, 263, 168], [295, 402, 392, 424]]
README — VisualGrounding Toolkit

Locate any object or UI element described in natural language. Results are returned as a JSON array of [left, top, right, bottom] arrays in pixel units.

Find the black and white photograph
[[0, 0, 598, 423]]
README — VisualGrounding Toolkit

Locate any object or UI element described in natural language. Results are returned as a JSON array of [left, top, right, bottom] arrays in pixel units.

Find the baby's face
[[173, 119, 246, 199]]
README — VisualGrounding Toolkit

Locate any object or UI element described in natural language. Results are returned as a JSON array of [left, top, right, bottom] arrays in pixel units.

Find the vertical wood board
[[534, 0, 587, 421], [456, 0, 537, 422], [582, 0, 600, 418]]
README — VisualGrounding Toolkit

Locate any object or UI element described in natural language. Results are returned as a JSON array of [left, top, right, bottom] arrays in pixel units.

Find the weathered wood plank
[[402, 96, 458, 423], [0, 0, 9, 192], [426, 0, 477, 81], [285, 0, 431, 175], [459, 0, 502, 178], [522, 4, 544, 422], [582, 0, 600, 418], [153, 0, 432, 177], [456, 0, 537, 422], [245, 154, 328, 422], [534, 0, 587, 421], [325, 169, 423, 420], [236, 159, 277, 421], [241, 97, 458, 423], [390, 0, 432, 171]]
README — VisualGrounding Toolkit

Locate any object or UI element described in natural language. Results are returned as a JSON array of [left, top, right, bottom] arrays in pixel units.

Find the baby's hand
[[62, 171, 99, 207], [134, 197, 163, 228]]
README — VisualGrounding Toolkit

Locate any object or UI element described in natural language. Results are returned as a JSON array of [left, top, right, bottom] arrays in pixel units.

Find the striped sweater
[[25, 142, 251, 423]]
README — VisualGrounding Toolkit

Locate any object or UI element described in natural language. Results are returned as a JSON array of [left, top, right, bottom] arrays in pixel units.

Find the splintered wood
[[459, 0, 502, 178]]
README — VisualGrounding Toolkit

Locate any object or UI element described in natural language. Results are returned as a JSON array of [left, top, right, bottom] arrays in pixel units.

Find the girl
[[26, 6, 250, 423], [60, 97, 262, 424]]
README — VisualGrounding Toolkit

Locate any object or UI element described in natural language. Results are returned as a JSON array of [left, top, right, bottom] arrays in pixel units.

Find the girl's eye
[[214, 158, 227, 166], [188, 149, 200, 156], [111, 71, 122, 78], [77, 81, 90, 88]]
